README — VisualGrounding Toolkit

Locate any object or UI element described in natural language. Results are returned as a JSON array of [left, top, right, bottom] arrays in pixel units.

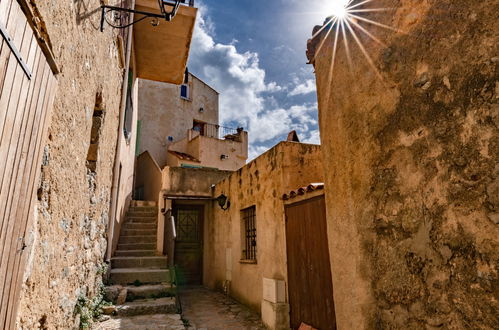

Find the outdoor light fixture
[[216, 194, 230, 210], [100, 0, 194, 31], [220, 154, 229, 160]]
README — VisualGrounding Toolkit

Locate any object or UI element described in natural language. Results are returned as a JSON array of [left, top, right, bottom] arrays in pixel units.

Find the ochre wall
[[135, 151, 162, 202], [206, 142, 324, 312], [16, 0, 126, 328], [137, 74, 219, 167], [311, 1, 498, 328]]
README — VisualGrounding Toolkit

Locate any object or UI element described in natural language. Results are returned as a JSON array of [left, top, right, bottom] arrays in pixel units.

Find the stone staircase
[[98, 201, 184, 328]]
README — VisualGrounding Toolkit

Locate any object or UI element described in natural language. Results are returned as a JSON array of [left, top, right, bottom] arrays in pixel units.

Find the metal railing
[[200, 123, 242, 141]]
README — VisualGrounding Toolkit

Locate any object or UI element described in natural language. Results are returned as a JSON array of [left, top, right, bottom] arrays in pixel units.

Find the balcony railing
[[195, 123, 243, 141]]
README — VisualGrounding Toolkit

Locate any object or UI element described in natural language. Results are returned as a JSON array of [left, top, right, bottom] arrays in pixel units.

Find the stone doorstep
[[111, 256, 168, 269], [117, 243, 156, 250], [116, 297, 177, 317], [119, 235, 157, 244], [114, 250, 156, 257], [110, 268, 171, 285]]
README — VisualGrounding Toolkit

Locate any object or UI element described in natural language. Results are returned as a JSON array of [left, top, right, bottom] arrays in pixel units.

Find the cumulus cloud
[[303, 129, 321, 145], [188, 4, 319, 157], [289, 79, 317, 96]]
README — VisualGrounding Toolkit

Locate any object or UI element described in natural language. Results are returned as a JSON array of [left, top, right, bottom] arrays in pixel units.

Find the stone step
[[126, 217, 157, 224], [110, 268, 171, 285], [112, 256, 167, 269], [124, 223, 156, 230], [117, 242, 156, 251], [115, 297, 176, 316], [95, 313, 185, 329], [119, 235, 157, 244], [126, 284, 175, 301], [114, 250, 156, 257], [122, 228, 156, 236], [104, 284, 175, 304], [131, 200, 157, 207], [128, 208, 157, 215]]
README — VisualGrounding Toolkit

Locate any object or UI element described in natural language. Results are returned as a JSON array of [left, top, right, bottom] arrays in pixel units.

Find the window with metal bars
[[241, 206, 257, 261]]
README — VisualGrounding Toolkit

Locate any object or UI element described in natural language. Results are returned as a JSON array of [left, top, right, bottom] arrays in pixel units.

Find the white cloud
[[303, 129, 321, 145], [188, 4, 319, 158], [248, 145, 270, 161], [289, 79, 317, 96]]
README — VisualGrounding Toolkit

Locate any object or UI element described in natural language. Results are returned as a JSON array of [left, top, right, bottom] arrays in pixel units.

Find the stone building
[[207, 141, 329, 329], [307, 0, 498, 329], [0, 0, 197, 328]]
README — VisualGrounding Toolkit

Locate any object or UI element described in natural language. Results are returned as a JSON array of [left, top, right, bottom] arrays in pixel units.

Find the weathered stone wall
[[16, 0, 125, 328], [206, 142, 323, 312], [311, 0, 498, 329]]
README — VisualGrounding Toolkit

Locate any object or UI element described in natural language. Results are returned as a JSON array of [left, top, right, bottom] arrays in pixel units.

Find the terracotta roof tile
[[282, 183, 324, 200]]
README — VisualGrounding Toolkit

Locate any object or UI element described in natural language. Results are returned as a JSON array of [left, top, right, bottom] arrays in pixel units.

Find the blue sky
[[187, 0, 331, 160]]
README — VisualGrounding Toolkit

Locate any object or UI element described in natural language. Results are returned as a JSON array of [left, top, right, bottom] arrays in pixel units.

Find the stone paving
[[94, 313, 185, 330], [180, 286, 266, 330]]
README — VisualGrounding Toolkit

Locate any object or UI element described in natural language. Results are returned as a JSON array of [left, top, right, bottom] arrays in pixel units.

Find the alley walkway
[[180, 287, 266, 330]]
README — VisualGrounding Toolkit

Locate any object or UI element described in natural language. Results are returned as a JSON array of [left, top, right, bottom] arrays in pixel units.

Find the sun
[[326, 0, 350, 20]]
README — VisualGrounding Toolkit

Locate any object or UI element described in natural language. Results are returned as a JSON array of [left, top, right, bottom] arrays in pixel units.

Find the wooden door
[[285, 195, 336, 330], [174, 205, 204, 284], [0, 0, 58, 328]]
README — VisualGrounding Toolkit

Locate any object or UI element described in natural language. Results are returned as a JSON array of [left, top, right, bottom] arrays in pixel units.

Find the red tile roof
[[282, 183, 324, 200]]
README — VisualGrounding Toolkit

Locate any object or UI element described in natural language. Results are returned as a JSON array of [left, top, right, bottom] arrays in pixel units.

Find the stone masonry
[[16, 0, 125, 328]]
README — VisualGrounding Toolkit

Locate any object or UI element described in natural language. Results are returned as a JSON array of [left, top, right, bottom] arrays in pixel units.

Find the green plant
[[132, 279, 142, 287], [74, 285, 114, 329]]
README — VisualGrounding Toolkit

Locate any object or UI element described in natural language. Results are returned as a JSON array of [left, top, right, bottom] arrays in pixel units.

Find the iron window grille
[[241, 206, 257, 261]]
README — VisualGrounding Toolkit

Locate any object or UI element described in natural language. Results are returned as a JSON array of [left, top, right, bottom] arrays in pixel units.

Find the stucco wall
[[15, 0, 127, 328], [137, 74, 219, 167], [206, 142, 324, 312], [135, 151, 162, 202], [311, 1, 498, 329]]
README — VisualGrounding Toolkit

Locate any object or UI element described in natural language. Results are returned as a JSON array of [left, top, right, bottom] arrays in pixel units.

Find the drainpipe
[[106, 0, 135, 262]]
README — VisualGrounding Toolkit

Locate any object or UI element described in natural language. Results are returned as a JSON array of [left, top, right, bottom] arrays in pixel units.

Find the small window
[[241, 206, 257, 262], [180, 84, 190, 100]]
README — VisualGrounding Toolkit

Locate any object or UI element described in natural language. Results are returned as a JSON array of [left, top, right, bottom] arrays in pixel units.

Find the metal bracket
[[0, 23, 32, 80], [100, 0, 186, 31]]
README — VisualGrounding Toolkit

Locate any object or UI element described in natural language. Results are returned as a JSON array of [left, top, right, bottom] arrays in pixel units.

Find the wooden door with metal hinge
[[285, 195, 337, 330], [0, 0, 58, 328]]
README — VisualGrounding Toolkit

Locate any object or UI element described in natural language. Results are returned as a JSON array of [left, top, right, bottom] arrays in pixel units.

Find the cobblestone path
[[180, 286, 266, 330]]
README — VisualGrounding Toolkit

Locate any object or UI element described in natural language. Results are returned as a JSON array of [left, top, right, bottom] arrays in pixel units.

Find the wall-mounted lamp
[[100, 0, 194, 32], [199, 107, 204, 113], [216, 194, 230, 210], [220, 154, 229, 160]]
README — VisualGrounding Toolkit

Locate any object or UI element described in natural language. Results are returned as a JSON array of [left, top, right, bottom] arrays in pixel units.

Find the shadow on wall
[[74, 0, 102, 29], [110, 191, 133, 258]]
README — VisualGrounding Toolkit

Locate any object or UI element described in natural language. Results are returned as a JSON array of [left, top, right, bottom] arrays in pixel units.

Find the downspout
[[106, 0, 135, 262]]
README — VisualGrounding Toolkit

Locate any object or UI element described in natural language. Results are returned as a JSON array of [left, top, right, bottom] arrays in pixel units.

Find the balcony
[[167, 123, 248, 171], [134, 0, 197, 84]]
